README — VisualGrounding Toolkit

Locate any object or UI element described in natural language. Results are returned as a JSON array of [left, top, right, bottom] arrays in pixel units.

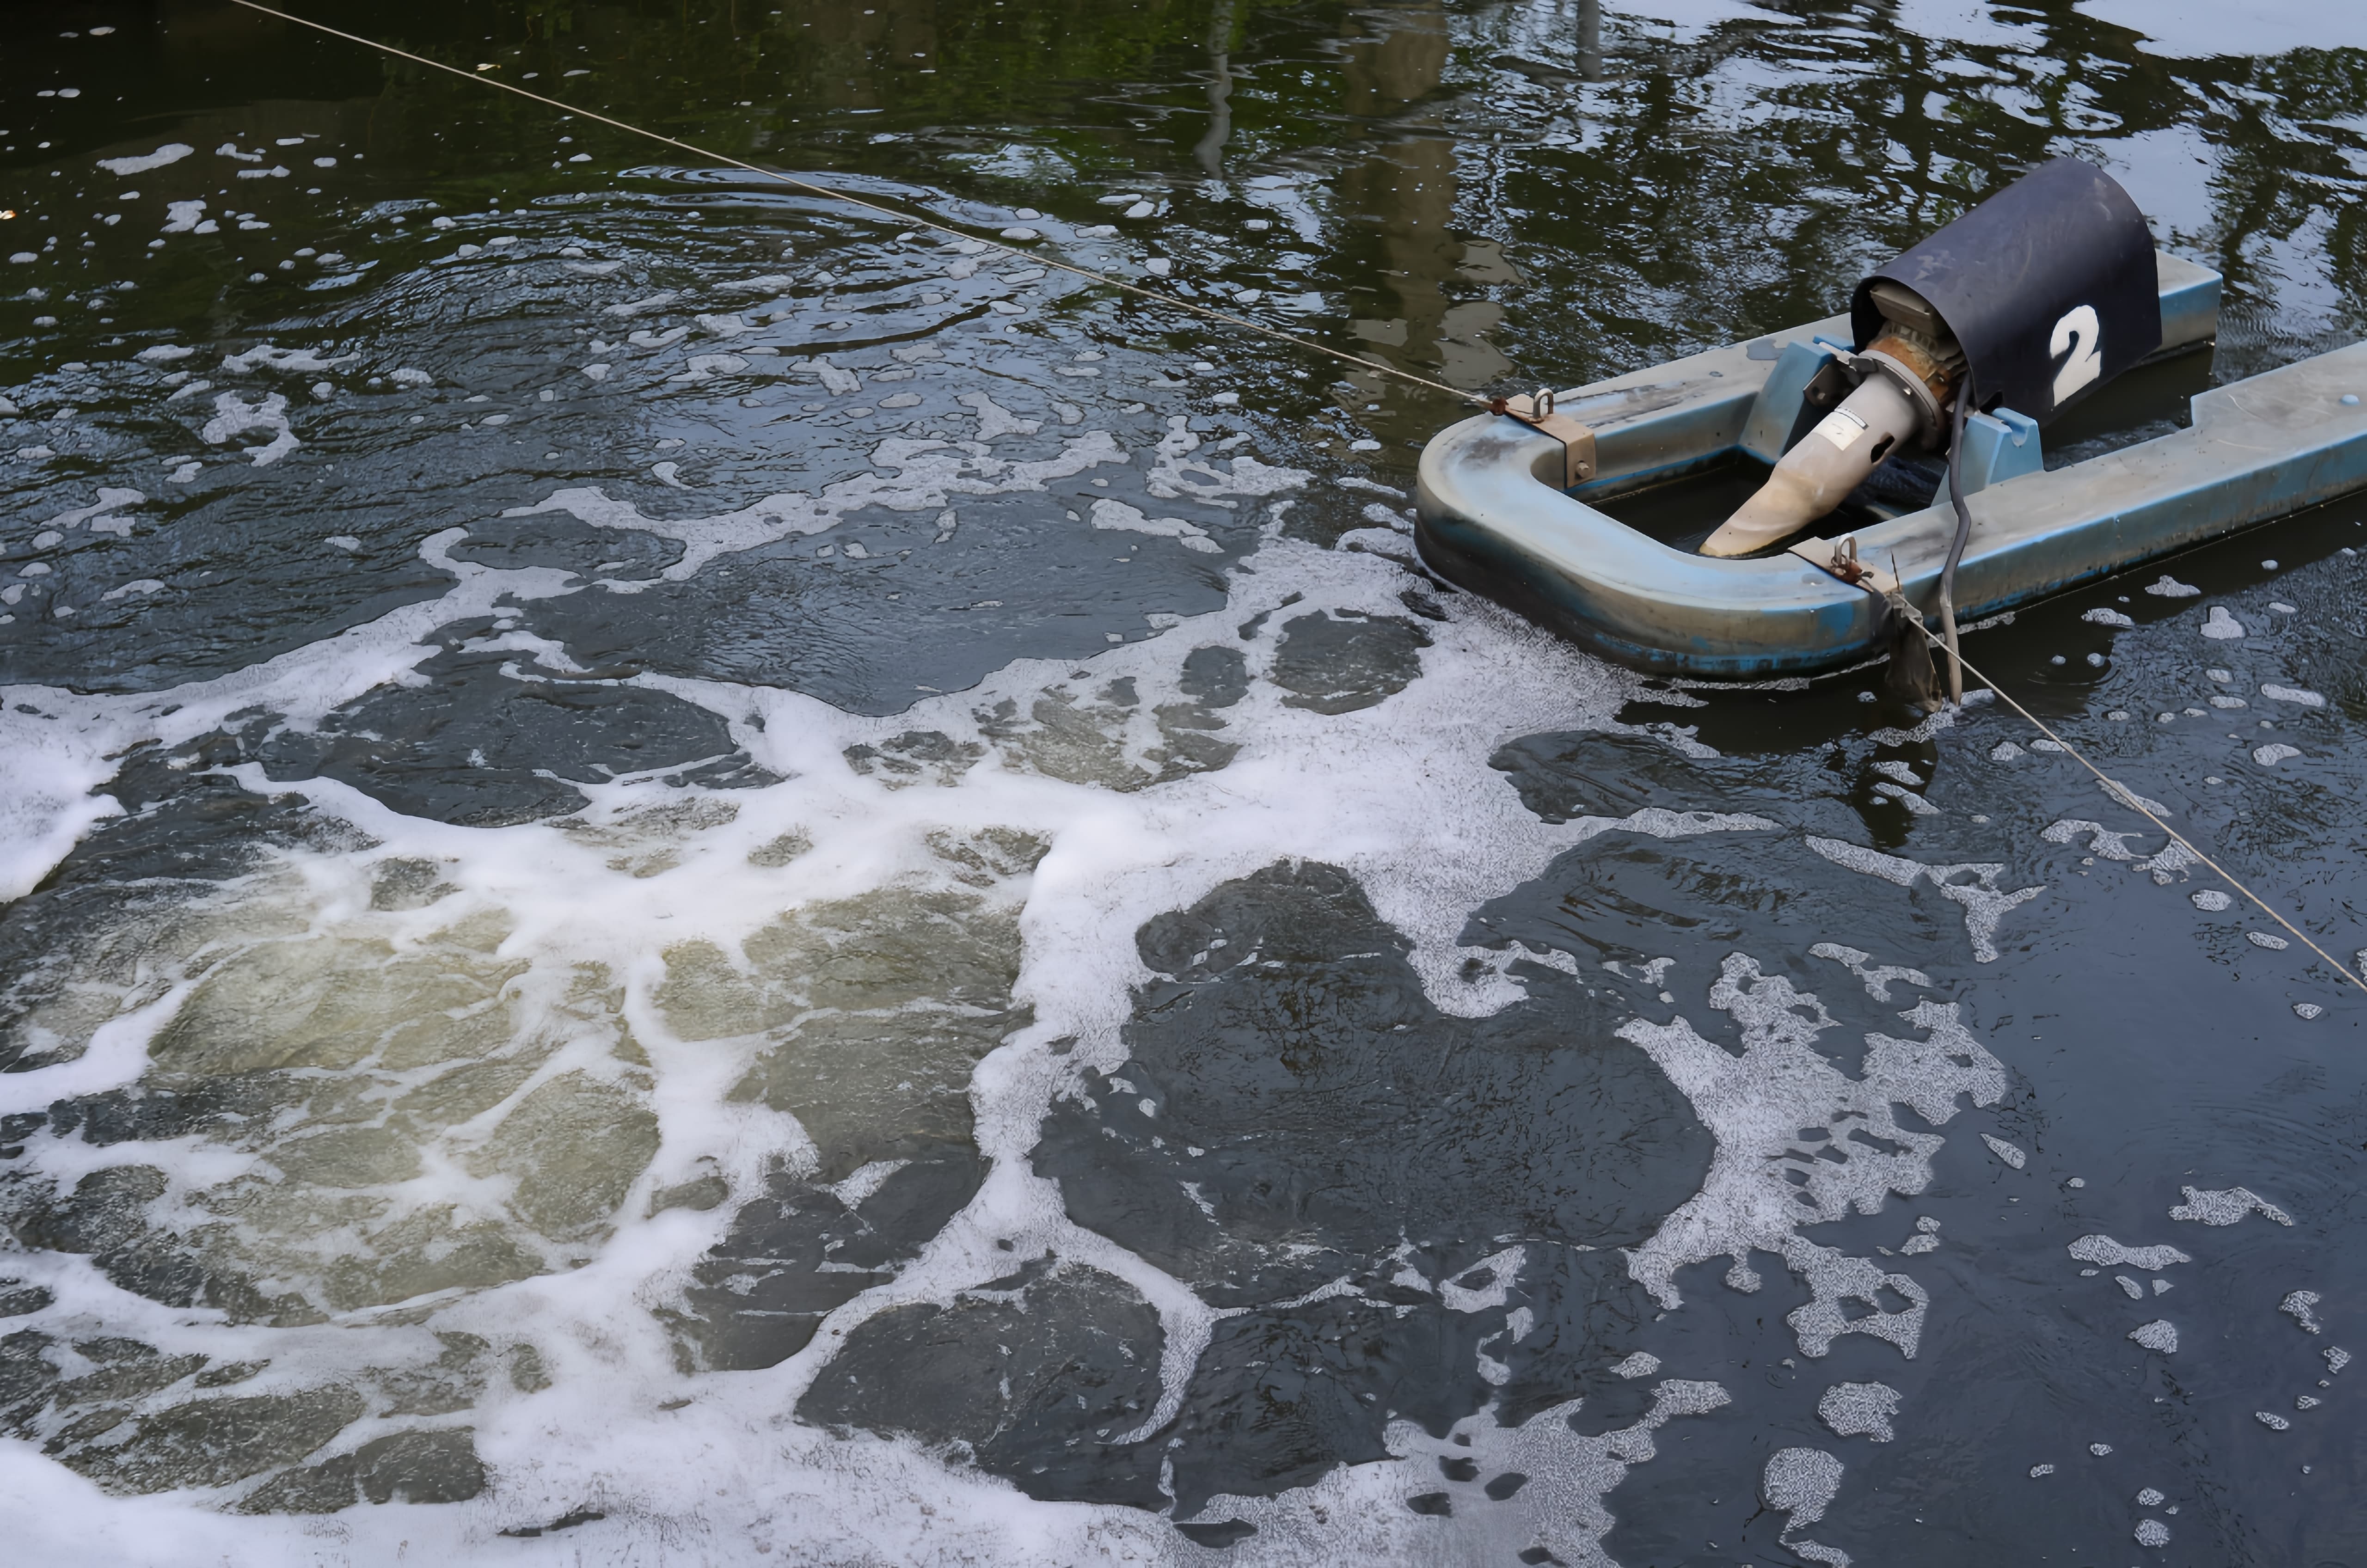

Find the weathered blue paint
[[1940, 406, 2043, 503], [1411, 253, 2364, 678], [1738, 340, 1841, 465]]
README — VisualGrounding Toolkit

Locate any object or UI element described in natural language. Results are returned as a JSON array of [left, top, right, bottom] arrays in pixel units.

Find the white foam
[[1805, 837, 2043, 963], [0, 377, 2064, 1562], [1619, 958, 2002, 1358], [2170, 1185, 2292, 1226], [1870, 781, 1937, 815], [605, 291, 678, 317], [1762, 1446, 1848, 1564], [1981, 1133, 2027, 1170], [2281, 1291, 2324, 1334], [512, 432, 1127, 581], [956, 392, 1039, 439], [1806, 943, 1930, 1002], [2098, 778, 2171, 816], [199, 391, 297, 466], [0, 707, 127, 903], [1089, 499, 1219, 552], [2068, 1235, 2191, 1270], [221, 344, 355, 375], [2043, 819, 2142, 861], [98, 143, 193, 175], [1816, 1381, 1900, 1442], [37, 487, 145, 536], [2128, 1320, 2178, 1354]]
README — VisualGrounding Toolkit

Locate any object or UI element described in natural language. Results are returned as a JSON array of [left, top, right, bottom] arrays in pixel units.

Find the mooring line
[[1934, 636, 2367, 996], [227, 0, 1490, 411]]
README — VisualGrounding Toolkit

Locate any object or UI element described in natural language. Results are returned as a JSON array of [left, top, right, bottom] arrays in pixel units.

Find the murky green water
[[3, 2, 2365, 1563]]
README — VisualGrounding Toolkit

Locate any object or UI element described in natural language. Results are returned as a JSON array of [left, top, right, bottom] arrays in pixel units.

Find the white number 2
[[2050, 304, 2103, 407]]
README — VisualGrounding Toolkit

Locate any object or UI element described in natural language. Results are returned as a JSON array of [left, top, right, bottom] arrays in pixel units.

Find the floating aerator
[[1700, 157, 2160, 557]]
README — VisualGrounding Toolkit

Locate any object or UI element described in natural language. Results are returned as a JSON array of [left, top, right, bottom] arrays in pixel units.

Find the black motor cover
[[1852, 157, 2159, 423]]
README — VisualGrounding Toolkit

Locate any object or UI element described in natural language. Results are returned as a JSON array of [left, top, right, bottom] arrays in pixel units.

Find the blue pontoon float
[[1416, 160, 2367, 678]]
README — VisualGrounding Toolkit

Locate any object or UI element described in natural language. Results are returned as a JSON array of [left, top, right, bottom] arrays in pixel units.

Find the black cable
[[1938, 370, 1975, 707]]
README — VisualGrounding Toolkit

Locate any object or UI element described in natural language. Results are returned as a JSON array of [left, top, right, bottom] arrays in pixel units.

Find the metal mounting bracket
[[1787, 533, 1900, 598], [1493, 387, 1599, 489]]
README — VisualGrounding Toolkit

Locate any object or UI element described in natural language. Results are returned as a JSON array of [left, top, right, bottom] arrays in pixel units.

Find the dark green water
[[2, 2, 2364, 1563]]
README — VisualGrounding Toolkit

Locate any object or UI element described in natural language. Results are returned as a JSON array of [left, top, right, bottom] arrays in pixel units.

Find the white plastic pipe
[[1700, 372, 1922, 557]]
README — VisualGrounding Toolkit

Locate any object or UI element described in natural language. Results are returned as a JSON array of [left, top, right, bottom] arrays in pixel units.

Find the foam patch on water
[[513, 430, 1131, 580], [1816, 1381, 1900, 1442], [1981, 1133, 2027, 1170], [0, 232, 2106, 1560], [1618, 956, 2004, 1363], [199, 391, 298, 466], [2170, 1186, 2292, 1226], [0, 398, 1853, 1559], [0, 705, 127, 901], [1762, 1446, 1849, 1566], [1178, 1378, 1733, 1566], [2043, 818, 2203, 889], [1088, 498, 1220, 551], [2069, 1235, 2192, 1270], [1808, 944, 1931, 1002], [1804, 837, 2044, 962], [97, 143, 194, 176]]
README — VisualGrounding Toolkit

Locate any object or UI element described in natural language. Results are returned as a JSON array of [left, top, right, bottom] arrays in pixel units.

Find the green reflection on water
[[7, 1, 2361, 430]]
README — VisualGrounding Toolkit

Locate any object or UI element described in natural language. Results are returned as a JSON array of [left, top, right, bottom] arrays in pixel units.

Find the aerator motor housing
[[1700, 157, 2162, 556]]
